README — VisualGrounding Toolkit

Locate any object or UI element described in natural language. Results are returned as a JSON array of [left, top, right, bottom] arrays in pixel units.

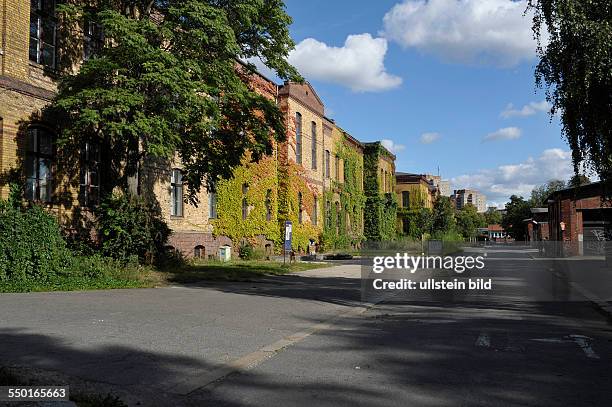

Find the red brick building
[[547, 182, 611, 256]]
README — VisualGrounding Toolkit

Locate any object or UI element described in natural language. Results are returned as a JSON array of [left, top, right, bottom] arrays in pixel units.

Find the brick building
[[547, 182, 611, 256], [0, 1, 394, 257]]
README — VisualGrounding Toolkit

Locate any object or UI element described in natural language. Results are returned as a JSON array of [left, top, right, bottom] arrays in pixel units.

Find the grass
[[157, 259, 330, 284], [0, 260, 331, 292]]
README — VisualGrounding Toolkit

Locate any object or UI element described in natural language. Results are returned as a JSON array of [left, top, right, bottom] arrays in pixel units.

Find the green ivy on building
[[363, 142, 397, 241]]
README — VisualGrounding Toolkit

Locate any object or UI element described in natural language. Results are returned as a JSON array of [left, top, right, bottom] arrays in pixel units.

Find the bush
[[0, 202, 71, 281], [238, 242, 254, 260], [238, 242, 266, 260], [96, 193, 170, 263]]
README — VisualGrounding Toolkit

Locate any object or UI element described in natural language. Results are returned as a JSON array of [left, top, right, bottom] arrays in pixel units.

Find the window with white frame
[[83, 19, 104, 60], [25, 127, 54, 202], [79, 141, 100, 207], [170, 169, 183, 217], [208, 192, 217, 219], [29, 0, 56, 68]]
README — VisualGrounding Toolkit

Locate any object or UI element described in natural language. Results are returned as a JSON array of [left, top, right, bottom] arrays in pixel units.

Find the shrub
[[239, 242, 254, 260], [96, 193, 170, 263], [0, 202, 71, 281]]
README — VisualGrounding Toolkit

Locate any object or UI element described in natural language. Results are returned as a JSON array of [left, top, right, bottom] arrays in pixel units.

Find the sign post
[[284, 220, 292, 265]]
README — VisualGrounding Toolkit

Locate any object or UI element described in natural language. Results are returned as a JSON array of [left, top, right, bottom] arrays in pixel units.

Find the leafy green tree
[[530, 179, 566, 206], [432, 196, 455, 235], [484, 207, 502, 225], [502, 195, 531, 240], [50, 0, 300, 203], [529, 1, 612, 181], [456, 204, 484, 239]]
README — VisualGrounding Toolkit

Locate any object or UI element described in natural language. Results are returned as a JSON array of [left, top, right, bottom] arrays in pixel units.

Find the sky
[[263, 0, 578, 207]]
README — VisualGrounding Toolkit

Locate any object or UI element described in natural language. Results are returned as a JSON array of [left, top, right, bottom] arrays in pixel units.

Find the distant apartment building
[[452, 189, 487, 213], [423, 174, 450, 198]]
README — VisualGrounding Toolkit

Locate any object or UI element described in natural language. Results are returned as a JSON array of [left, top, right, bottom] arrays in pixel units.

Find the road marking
[[168, 292, 401, 395], [530, 335, 600, 360], [569, 335, 600, 359], [475, 332, 491, 348]]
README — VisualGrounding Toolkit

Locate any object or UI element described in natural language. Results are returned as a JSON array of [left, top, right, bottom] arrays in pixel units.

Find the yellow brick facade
[[0, 2, 397, 256]]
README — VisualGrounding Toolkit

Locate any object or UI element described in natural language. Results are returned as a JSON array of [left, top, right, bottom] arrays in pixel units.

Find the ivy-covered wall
[[363, 142, 397, 241], [321, 136, 366, 250], [277, 162, 321, 251], [211, 156, 280, 244]]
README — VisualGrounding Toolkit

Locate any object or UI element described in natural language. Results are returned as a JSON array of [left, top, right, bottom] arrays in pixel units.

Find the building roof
[[546, 181, 603, 202]]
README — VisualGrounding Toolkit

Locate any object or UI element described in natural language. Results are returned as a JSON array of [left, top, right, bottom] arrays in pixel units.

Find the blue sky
[[271, 0, 575, 206]]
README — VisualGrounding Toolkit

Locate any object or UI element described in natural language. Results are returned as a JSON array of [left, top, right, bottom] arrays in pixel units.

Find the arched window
[[25, 127, 54, 202], [194, 245, 205, 259], [295, 112, 302, 164], [298, 192, 303, 224]]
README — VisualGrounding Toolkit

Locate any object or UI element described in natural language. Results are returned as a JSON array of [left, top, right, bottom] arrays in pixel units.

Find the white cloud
[[381, 139, 406, 153], [483, 127, 522, 142], [500, 100, 551, 118], [420, 132, 441, 144], [382, 0, 538, 67], [451, 148, 573, 204], [288, 34, 402, 92]]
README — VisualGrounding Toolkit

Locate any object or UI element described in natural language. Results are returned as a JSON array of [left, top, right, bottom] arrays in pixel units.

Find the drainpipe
[[1, 0, 6, 76]]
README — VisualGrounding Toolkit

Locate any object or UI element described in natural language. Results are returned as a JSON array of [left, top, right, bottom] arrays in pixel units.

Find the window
[[402, 191, 410, 208], [194, 245, 205, 259], [311, 122, 317, 170], [29, 0, 56, 68], [403, 219, 410, 235], [298, 192, 303, 224], [313, 196, 318, 226], [242, 183, 249, 220], [83, 20, 104, 60], [25, 127, 53, 202], [170, 169, 183, 216], [208, 192, 217, 219], [335, 155, 340, 181], [265, 189, 273, 221], [325, 150, 330, 178], [79, 141, 100, 207], [295, 112, 302, 164], [325, 200, 331, 227]]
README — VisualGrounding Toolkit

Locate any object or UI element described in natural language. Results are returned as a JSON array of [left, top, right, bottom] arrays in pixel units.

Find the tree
[[568, 174, 592, 188], [502, 195, 531, 240], [456, 204, 484, 239], [484, 207, 502, 226], [530, 179, 566, 207], [432, 196, 455, 235], [50, 0, 300, 203], [529, 1, 612, 182]]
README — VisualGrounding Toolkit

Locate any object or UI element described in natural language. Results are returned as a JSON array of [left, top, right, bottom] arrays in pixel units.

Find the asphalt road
[[1, 248, 612, 406]]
